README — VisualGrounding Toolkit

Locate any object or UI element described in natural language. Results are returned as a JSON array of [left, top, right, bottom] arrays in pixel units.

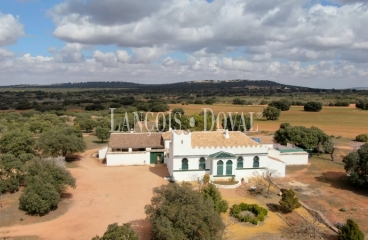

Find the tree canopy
[[36, 126, 86, 157], [222, 113, 250, 131], [342, 143, 368, 188], [19, 158, 76, 215], [145, 183, 224, 240], [304, 101, 323, 112], [274, 123, 329, 150], [269, 99, 291, 111], [338, 219, 365, 240], [201, 183, 229, 213], [0, 129, 35, 156], [92, 223, 139, 240], [279, 189, 302, 213], [96, 127, 111, 142], [263, 106, 281, 120]]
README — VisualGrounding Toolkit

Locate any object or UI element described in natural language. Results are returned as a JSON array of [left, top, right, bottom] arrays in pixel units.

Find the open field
[[169, 104, 368, 138], [2, 149, 169, 240]]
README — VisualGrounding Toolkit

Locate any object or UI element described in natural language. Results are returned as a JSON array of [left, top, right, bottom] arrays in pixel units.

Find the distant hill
[[1, 80, 306, 90], [2, 80, 366, 96]]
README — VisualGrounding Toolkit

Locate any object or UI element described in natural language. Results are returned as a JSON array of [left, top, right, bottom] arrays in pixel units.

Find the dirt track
[[10, 149, 168, 240]]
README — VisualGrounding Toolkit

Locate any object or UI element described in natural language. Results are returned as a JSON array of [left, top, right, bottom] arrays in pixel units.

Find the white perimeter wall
[[106, 152, 149, 166], [268, 149, 308, 165], [99, 147, 108, 159]]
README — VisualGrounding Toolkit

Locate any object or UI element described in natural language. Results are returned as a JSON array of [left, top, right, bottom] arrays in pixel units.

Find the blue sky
[[0, 0, 367, 88]]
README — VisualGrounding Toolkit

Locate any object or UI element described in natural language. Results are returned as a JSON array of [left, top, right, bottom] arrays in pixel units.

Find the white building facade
[[167, 130, 286, 182]]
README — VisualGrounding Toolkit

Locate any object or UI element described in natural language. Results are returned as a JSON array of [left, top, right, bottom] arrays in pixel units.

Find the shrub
[[233, 98, 245, 105], [263, 106, 281, 120], [304, 101, 323, 112], [19, 180, 60, 215], [269, 99, 291, 111], [145, 183, 224, 239], [203, 174, 210, 184], [230, 203, 268, 225], [194, 99, 204, 104], [338, 219, 365, 240], [279, 189, 302, 213], [356, 99, 368, 110], [172, 108, 185, 115], [202, 183, 229, 213], [356, 134, 368, 142], [92, 223, 139, 240]]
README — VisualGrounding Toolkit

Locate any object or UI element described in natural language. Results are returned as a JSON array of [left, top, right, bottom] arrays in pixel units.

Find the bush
[[145, 183, 224, 239], [304, 101, 323, 112], [172, 108, 185, 115], [233, 98, 245, 105], [203, 174, 210, 184], [92, 223, 139, 240], [230, 203, 268, 224], [356, 99, 368, 110], [279, 189, 302, 213], [202, 183, 229, 213], [85, 104, 105, 111], [109, 103, 121, 108], [338, 219, 365, 240], [259, 100, 268, 105], [19, 180, 60, 215], [356, 134, 368, 142], [194, 99, 204, 104], [269, 99, 291, 111], [263, 106, 281, 120], [205, 98, 216, 105]]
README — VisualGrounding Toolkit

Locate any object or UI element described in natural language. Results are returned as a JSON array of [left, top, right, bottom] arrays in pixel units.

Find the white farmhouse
[[166, 130, 285, 181], [99, 130, 309, 182]]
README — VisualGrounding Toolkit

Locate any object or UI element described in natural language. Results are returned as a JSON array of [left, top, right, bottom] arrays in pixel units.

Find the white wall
[[268, 149, 308, 165], [173, 170, 210, 182], [106, 152, 149, 166], [98, 147, 108, 159]]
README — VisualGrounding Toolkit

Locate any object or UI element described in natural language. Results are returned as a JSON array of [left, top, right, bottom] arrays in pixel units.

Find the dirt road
[[10, 149, 168, 240]]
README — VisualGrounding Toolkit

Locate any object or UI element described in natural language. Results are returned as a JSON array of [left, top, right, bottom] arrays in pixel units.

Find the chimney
[[225, 129, 229, 139]]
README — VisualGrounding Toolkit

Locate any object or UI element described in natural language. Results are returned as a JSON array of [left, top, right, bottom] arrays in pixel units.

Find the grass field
[[169, 104, 368, 138]]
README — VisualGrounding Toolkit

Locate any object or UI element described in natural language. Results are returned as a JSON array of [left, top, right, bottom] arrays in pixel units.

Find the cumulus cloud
[[0, 48, 14, 60], [0, 12, 24, 46], [2, 0, 368, 88], [48, 0, 368, 64], [54, 43, 85, 63]]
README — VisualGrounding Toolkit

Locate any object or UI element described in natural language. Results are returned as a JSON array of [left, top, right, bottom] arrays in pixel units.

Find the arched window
[[199, 157, 206, 170], [217, 160, 224, 176], [182, 158, 188, 170], [253, 156, 259, 168], [226, 160, 233, 175], [237, 156, 243, 168]]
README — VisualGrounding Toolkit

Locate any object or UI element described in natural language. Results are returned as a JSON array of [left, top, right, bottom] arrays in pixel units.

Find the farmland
[[170, 104, 368, 139]]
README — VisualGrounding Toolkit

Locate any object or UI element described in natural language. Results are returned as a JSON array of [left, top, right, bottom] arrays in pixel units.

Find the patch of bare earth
[[6, 149, 168, 240], [279, 153, 368, 237]]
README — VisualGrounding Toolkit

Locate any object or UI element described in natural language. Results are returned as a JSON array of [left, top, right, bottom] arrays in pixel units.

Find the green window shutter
[[199, 157, 206, 170], [217, 160, 223, 176], [226, 160, 233, 175], [182, 158, 188, 170]]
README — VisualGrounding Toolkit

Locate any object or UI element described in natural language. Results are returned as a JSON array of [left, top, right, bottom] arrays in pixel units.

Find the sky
[[0, 0, 367, 88]]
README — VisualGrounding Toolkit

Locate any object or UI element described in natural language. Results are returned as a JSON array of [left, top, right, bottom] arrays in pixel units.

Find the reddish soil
[[279, 157, 368, 237], [9, 149, 169, 240]]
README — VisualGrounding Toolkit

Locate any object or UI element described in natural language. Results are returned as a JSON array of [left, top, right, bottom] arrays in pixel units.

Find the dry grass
[[170, 104, 368, 138]]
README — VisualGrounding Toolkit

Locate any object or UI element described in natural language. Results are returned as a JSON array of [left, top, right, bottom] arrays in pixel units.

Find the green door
[[226, 160, 233, 175], [217, 160, 224, 176], [150, 152, 164, 164]]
